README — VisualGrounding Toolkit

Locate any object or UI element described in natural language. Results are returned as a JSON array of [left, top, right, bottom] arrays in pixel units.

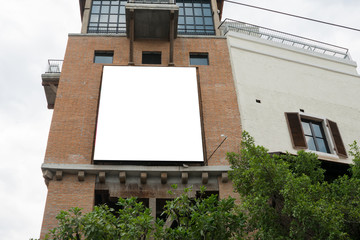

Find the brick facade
[[41, 35, 241, 236]]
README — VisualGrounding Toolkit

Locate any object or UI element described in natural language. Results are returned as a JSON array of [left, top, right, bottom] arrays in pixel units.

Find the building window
[[190, 53, 209, 65], [176, 0, 215, 35], [88, 0, 215, 35], [285, 112, 347, 157], [142, 52, 161, 64], [301, 119, 330, 153], [88, 0, 126, 34], [94, 51, 114, 64]]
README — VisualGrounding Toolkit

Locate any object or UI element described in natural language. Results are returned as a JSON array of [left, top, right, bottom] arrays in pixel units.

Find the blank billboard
[[94, 66, 204, 162]]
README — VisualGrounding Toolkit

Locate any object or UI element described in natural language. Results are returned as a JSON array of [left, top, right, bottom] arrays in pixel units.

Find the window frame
[[88, 0, 127, 34], [94, 51, 114, 64], [301, 118, 330, 153], [285, 112, 347, 158], [189, 53, 209, 65], [176, 0, 216, 35]]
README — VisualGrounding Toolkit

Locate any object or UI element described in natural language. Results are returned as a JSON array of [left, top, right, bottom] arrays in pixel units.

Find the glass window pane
[[204, 17, 213, 25], [202, 3, 210, 8], [93, 1, 101, 5], [301, 121, 312, 136], [186, 17, 194, 24], [109, 15, 118, 22], [185, 8, 193, 15], [111, 0, 120, 5], [312, 123, 323, 138], [119, 15, 126, 23], [195, 17, 203, 24], [100, 15, 109, 22], [101, 6, 110, 13], [90, 15, 99, 22], [316, 138, 329, 153], [110, 6, 119, 14], [179, 8, 184, 15], [203, 8, 211, 16], [94, 52, 113, 64], [92, 5, 100, 13], [103, 1, 110, 4], [306, 136, 316, 151], [178, 17, 185, 24], [190, 54, 209, 65], [194, 3, 201, 7], [184, 2, 192, 7], [194, 8, 202, 16]]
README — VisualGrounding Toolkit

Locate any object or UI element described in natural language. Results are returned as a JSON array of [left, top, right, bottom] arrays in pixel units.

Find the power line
[[224, 0, 360, 32]]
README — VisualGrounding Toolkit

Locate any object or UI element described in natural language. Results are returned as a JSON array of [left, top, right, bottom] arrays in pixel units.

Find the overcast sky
[[0, 0, 359, 239]]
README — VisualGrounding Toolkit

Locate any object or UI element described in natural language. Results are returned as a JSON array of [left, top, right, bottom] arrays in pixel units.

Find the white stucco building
[[222, 20, 360, 165]]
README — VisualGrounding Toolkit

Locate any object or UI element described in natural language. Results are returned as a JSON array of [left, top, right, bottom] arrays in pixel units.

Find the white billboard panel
[[94, 66, 204, 162]]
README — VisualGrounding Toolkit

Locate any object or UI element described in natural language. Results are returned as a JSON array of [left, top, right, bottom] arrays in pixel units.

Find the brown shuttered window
[[285, 112, 307, 149], [327, 120, 347, 157]]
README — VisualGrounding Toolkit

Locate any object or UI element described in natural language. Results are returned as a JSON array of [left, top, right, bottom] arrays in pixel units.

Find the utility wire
[[224, 0, 360, 32]]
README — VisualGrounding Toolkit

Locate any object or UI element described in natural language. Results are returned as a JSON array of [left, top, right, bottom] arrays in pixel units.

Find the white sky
[[0, 0, 359, 239]]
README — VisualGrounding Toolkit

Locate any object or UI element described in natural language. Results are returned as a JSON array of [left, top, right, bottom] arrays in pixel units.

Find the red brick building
[[40, 0, 241, 237]]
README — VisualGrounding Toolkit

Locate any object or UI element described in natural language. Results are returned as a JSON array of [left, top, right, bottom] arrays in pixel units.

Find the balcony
[[41, 60, 62, 109], [125, 0, 179, 40]]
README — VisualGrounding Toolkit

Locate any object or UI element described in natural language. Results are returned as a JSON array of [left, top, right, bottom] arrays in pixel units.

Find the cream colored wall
[[227, 31, 360, 164]]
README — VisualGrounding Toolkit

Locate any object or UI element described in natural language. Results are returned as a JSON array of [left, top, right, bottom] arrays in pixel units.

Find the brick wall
[[44, 35, 241, 166], [40, 174, 96, 239], [41, 35, 241, 237]]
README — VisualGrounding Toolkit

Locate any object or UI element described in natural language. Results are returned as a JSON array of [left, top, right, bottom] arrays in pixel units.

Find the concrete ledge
[[67, 33, 225, 39], [42, 163, 231, 174]]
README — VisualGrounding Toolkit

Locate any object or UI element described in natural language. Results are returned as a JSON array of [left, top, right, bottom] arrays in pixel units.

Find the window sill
[[304, 150, 350, 163]]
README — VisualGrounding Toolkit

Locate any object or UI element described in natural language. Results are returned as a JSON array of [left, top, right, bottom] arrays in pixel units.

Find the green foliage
[[45, 186, 245, 240], [45, 198, 153, 240], [162, 185, 245, 240], [228, 131, 360, 240]]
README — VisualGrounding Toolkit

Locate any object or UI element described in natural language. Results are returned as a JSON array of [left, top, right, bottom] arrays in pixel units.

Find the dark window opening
[[95, 190, 149, 217], [195, 190, 219, 199], [94, 51, 114, 64], [142, 52, 161, 64], [301, 119, 330, 153], [156, 198, 172, 222], [190, 53, 209, 65]]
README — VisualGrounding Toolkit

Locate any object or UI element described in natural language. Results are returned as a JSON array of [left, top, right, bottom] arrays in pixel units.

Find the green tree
[[227, 132, 360, 240], [44, 186, 245, 240]]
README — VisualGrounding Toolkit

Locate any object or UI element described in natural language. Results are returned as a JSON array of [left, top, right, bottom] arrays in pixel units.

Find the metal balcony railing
[[45, 59, 63, 73], [127, 0, 176, 4], [219, 18, 349, 60]]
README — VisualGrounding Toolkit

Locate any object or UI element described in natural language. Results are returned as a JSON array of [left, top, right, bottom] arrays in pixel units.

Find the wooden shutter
[[285, 112, 307, 149], [327, 119, 347, 157]]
